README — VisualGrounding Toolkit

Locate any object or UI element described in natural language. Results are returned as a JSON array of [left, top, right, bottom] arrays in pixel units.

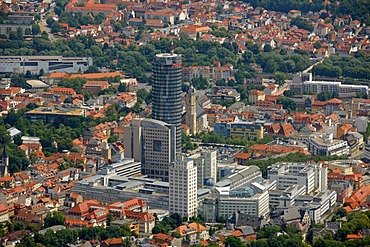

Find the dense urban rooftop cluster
[[0, 0, 369, 246]]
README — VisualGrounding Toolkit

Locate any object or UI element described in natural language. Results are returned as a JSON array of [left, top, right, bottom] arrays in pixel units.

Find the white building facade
[[169, 158, 198, 219], [267, 162, 328, 194]]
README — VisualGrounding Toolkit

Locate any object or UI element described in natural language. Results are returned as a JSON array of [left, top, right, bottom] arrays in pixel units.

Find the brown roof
[[235, 152, 252, 160], [326, 98, 342, 104], [70, 72, 123, 79]]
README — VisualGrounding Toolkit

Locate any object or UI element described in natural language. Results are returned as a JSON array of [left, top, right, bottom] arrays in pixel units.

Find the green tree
[[16, 234, 36, 247], [0, 126, 11, 145], [171, 231, 181, 238], [108, 135, 118, 143], [263, 44, 272, 52], [290, 17, 314, 32], [130, 102, 141, 114], [118, 83, 127, 92], [336, 207, 348, 218], [314, 41, 322, 49], [277, 96, 296, 112], [317, 92, 335, 101], [44, 212, 66, 228], [283, 90, 295, 98], [14, 222, 24, 231], [191, 76, 209, 90], [264, 59, 279, 73], [257, 226, 281, 239], [225, 236, 244, 247], [107, 213, 114, 226], [274, 72, 286, 84], [64, 98, 73, 104], [25, 28, 31, 35], [365, 122, 370, 140], [32, 24, 41, 35]]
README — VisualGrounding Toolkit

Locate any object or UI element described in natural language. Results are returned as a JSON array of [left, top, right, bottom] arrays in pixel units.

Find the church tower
[[0, 145, 9, 177], [185, 85, 197, 135]]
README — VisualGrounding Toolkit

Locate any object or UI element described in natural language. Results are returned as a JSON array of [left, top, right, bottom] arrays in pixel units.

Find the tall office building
[[169, 157, 197, 219], [194, 150, 217, 188], [152, 53, 182, 153], [124, 118, 176, 181]]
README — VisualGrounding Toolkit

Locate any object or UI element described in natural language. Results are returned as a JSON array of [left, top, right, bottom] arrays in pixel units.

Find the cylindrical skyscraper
[[152, 53, 182, 154]]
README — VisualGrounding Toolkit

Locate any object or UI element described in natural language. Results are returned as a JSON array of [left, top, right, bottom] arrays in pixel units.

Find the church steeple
[[185, 83, 197, 135]]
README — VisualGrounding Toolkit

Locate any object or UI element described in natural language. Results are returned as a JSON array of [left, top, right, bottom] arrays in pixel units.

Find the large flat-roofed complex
[[216, 183, 270, 218], [71, 159, 170, 209], [290, 73, 369, 95], [267, 162, 328, 193], [302, 81, 369, 94], [0, 56, 93, 74], [26, 106, 86, 123]]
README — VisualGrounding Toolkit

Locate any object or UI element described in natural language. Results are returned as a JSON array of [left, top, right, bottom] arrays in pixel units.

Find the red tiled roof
[[235, 152, 252, 160], [70, 72, 123, 79]]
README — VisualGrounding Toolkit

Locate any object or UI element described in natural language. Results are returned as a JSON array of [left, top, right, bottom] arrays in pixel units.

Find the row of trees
[[242, 49, 311, 74], [221, 211, 370, 247], [246, 0, 324, 14], [312, 53, 370, 80], [0, 29, 311, 84], [246, 0, 370, 25], [223, 225, 308, 247], [16, 225, 133, 247]]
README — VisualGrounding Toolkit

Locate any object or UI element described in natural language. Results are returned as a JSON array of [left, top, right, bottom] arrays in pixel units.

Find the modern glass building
[[152, 53, 182, 154]]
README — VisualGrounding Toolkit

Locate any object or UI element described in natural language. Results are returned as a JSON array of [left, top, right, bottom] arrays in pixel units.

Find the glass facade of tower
[[152, 53, 182, 154]]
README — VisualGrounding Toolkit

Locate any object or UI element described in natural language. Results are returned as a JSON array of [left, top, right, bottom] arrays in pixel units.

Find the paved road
[[39, 3, 57, 41], [303, 58, 324, 74]]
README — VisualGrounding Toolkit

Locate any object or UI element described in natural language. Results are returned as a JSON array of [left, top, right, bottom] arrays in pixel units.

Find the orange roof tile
[[70, 72, 123, 79]]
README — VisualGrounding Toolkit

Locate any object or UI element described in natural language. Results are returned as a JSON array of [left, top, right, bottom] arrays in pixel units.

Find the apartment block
[[182, 66, 211, 82], [214, 121, 264, 140], [307, 134, 350, 156], [248, 90, 266, 104]]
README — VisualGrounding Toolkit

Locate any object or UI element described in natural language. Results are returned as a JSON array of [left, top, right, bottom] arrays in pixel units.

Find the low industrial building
[[0, 56, 92, 74]]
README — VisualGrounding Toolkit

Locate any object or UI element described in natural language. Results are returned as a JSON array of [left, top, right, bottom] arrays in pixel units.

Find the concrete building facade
[[169, 158, 197, 219], [124, 118, 176, 181], [267, 162, 328, 194], [0, 56, 92, 74], [307, 135, 350, 156], [193, 150, 218, 188]]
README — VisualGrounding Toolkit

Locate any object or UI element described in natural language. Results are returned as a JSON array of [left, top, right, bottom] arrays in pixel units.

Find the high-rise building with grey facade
[[151, 53, 182, 154], [124, 118, 176, 181]]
